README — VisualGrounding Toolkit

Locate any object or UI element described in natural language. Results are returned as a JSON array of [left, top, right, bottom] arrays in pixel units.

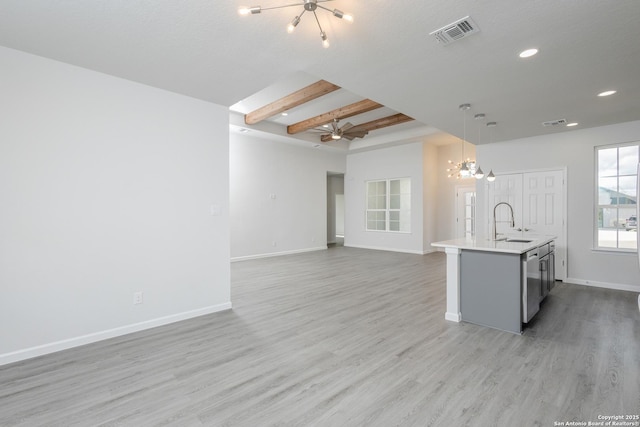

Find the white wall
[[229, 132, 346, 260], [0, 47, 231, 365], [423, 143, 439, 253], [477, 120, 640, 291], [345, 143, 426, 254], [335, 194, 345, 236]]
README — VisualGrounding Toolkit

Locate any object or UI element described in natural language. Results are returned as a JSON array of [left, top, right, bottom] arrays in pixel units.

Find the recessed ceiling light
[[281, 112, 288, 116], [519, 48, 538, 58], [598, 90, 617, 97], [566, 122, 578, 127]]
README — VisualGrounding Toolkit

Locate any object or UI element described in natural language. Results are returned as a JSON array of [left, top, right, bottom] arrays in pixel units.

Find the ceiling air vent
[[542, 119, 567, 127], [430, 16, 480, 45]]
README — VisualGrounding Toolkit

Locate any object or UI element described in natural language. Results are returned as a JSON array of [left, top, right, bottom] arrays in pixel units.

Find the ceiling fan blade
[[344, 130, 369, 139], [340, 122, 354, 132]]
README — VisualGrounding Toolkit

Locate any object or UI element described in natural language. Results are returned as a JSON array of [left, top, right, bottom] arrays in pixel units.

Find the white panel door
[[522, 170, 566, 280], [486, 170, 566, 280], [487, 174, 523, 239], [522, 171, 563, 238]]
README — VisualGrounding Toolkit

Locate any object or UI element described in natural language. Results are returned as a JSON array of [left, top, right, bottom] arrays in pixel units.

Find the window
[[595, 143, 638, 250], [366, 178, 411, 232], [456, 187, 476, 238]]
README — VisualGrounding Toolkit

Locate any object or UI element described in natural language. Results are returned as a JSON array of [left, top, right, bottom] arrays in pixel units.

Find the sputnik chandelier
[[239, 0, 353, 48]]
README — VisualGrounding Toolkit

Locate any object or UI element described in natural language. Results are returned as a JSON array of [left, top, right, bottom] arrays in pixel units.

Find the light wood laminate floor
[[1, 248, 639, 426]]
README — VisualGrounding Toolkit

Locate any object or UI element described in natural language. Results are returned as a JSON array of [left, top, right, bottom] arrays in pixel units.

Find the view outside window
[[596, 144, 638, 250], [366, 178, 411, 232]]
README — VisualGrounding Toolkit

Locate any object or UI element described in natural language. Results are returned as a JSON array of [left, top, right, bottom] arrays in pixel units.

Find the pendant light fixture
[[239, 0, 353, 48], [486, 121, 497, 182], [447, 103, 484, 179], [473, 113, 485, 179]]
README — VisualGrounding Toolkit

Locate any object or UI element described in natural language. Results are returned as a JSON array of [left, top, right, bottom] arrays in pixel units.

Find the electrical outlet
[[133, 291, 143, 305]]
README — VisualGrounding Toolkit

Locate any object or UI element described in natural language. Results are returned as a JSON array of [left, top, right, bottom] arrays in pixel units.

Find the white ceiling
[[1, 0, 639, 149]]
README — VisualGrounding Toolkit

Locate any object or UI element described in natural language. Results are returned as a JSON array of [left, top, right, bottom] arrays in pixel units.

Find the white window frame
[[594, 141, 639, 252], [365, 178, 411, 233]]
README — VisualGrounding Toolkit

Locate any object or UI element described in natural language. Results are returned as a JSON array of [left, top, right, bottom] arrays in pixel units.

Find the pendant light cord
[[462, 107, 466, 161]]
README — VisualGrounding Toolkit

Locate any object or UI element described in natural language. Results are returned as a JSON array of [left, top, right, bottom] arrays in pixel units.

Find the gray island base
[[461, 250, 522, 334], [432, 236, 556, 335]]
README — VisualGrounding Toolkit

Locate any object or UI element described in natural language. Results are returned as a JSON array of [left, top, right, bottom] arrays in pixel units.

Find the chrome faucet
[[493, 202, 515, 240]]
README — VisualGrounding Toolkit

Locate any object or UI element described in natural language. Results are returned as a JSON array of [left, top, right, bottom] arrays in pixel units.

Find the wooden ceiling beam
[[244, 80, 341, 125], [319, 113, 414, 142], [349, 113, 414, 132], [287, 99, 383, 134]]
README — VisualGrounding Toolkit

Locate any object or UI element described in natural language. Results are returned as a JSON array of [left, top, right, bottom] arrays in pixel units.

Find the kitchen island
[[432, 236, 556, 334]]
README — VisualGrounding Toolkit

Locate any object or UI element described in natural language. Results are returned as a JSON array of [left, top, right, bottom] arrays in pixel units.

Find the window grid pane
[[366, 178, 411, 233], [596, 144, 638, 251]]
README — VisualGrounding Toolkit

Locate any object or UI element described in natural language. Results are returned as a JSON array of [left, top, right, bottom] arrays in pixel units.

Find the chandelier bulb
[[287, 15, 300, 33], [332, 9, 353, 22], [239, 6, 261, 15], [321, 31, 330, 48]]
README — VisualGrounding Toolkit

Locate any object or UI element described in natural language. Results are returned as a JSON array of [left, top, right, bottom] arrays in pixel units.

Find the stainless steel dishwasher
[[522, 248, 541, 323]]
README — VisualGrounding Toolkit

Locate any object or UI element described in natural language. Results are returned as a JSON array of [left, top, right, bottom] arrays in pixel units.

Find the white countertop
[[431, 235, 556, 254]]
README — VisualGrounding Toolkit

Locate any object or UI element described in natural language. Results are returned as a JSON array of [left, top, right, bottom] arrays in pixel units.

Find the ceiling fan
[[315, 119, 369, 141]]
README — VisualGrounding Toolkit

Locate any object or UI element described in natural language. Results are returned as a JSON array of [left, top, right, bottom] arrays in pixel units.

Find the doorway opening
[[327, 172, 344, 247]]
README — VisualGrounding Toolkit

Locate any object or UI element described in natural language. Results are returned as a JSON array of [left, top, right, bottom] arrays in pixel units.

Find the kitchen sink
[[505, 239, 533, 243]]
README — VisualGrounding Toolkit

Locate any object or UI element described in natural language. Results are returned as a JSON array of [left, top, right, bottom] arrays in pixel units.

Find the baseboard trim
[[564, 277, 640, 293], [445, 312, 462, 322], [0, 302, 232, 367], [344, 244, 427, 255], [231, 246, 327, 262]]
